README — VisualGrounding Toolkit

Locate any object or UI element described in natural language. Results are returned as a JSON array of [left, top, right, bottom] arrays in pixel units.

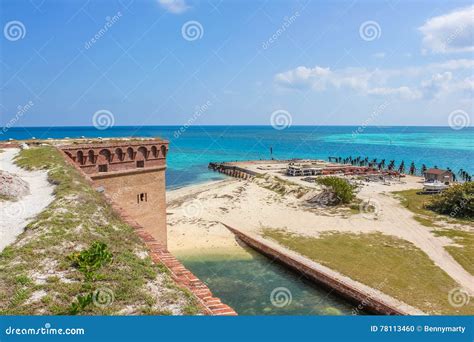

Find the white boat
[[423, 180, 448, 193]]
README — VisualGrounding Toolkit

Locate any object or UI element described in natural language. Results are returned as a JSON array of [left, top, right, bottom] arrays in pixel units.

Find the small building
[[423, 168, 453, 184]]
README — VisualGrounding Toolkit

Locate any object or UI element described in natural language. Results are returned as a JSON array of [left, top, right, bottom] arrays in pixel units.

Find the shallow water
[[178, 248, 358, 315]]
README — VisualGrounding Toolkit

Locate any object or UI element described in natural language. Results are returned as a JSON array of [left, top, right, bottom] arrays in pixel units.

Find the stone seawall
[[224, 224, 424, 316], [59, 147, 237, 316]]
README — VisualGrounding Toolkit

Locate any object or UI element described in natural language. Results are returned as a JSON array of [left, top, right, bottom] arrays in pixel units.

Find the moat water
[[178, 248, 358, 315]]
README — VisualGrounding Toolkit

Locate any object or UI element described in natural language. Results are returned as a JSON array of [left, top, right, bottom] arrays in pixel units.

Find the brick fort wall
[[61, 139, 169, 247]]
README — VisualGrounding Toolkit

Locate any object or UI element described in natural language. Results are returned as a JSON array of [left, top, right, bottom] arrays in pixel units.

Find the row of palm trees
[[331, 156, 472, 181]]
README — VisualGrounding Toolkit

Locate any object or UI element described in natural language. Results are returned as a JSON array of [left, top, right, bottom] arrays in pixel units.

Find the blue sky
[[0, 0, 473, 127]]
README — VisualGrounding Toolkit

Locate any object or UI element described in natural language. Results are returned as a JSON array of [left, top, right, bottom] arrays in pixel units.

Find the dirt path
[[0, 148, 55, 252]]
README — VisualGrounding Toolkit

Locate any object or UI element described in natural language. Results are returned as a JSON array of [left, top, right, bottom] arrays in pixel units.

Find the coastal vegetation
[[315, 176, 356, 205], [393, 187, 473, 226], [427, 182, 473, 219], [262, 229, 473, 315], [0, 146, 199, 315]]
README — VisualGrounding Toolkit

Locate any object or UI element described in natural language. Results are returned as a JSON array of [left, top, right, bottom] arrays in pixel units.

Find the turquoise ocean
[[2, 126, 473, 188]]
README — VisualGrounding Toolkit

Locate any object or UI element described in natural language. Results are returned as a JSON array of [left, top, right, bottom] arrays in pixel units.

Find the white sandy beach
[[0, 148, 55, 252], [167, 174, 474, 295]]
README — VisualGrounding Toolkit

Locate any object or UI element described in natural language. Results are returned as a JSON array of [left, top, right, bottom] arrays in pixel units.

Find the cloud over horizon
[[274, 59, 473, 101], [419, 5, 474, 54]]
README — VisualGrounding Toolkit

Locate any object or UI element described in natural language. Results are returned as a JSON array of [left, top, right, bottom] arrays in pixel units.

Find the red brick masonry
[[58, 147, 237, 316], [115, 214, 237, 316]]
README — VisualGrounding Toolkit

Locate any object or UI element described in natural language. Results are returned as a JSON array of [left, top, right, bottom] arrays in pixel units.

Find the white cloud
[[421, 72, 453, 99], [419, 5, 474, 54], [274, 59, 473, 101], [367, 87, 422, 100], [373, 52, 386, 59], [158, 0, 190, 14], [274, 66, 331, 90]]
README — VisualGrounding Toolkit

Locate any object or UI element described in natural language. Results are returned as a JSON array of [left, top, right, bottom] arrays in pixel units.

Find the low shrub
[[316, 176, 356, 204], [68, 242, 112, 281], [426, 182, 474, 219]]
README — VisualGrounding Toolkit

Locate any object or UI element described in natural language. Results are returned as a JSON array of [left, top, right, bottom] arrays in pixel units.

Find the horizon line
[[3, 124, 473, 129]]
